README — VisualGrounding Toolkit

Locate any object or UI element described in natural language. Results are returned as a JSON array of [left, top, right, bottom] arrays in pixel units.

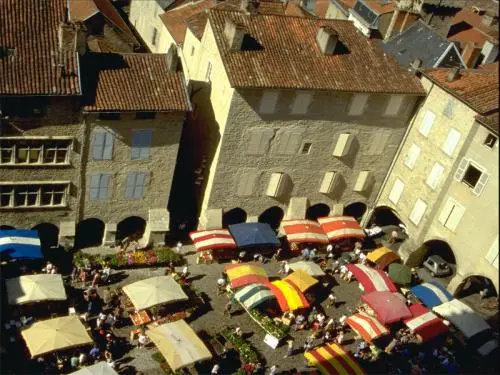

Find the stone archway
[[222, 208, 247, 228], [424, 240, 456, 264], [368, 206, 404, 227], [116, 216, 147, 242], [0, 225, 15, 230], [32, 223, 59, 249], [306, 203, 330, 221], [258, 206, 284, 230], [454, 275, 498, 299], [75, 218, 105, 250], [343, 202, 367, 221]]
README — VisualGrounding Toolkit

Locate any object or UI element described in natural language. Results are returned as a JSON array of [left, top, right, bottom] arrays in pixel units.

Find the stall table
[[130, 311, 151, 326]]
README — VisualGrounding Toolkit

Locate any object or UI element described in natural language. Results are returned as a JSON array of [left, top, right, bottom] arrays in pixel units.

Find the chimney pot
[[447, 67, 460, 82], [410, 58, 422, 70], [224, 19, 245, 51], [166, 45, 179, 72], [316, 26, 338, 55], [481, 11, 497, 27]]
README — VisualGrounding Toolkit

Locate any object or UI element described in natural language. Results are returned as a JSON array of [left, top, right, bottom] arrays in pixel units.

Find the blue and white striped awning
[[234, 283, 275, 310], [410, 281, 453, 309], [0, 230, 43, 260]]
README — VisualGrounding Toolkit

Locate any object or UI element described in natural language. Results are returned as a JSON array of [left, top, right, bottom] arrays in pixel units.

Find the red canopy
[[345, 312, 389, 343], [403, 304, 448, 343], [281, 220, 329, 244], [317, 216, 366, 241], [361, 291, 412, 325], [189, 229, 236, 252], [346, 264, 397, 293]]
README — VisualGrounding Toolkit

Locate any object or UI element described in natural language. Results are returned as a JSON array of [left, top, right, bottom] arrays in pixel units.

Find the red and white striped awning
[[317, 216, 366, 241], [346, 264, 397, 293], [280, 220, 329, 244], [189, 229, 237, 252], [403, 304, 448, 343], [345, 312, 389, 343]]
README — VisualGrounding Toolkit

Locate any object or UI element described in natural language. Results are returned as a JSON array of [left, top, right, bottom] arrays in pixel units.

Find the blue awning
[[0, 230, 43, 260], [410, 281, 453, 309], [228, 223, 280, 248]]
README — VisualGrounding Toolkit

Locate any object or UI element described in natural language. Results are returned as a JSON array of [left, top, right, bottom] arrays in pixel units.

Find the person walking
[[284, 339, 294, 358], [389, 230, 398, 244], [284, 261, 290, 276], [326, 243, 334, 258], [269, 364, 278, 375], [176, 242, 183, 254], [309, 248, 317, 261], [224, 301, 233, 317], [211, 364, 220, 374], [301, 248, 310, 261], [327, 292, 337, 308], [137, 331, 149, 348], [216, 278, 226, 296]]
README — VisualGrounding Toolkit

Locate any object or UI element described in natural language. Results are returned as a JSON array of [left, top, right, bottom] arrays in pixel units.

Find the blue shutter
[[131, 132, 141, 160], [92, 132, 105, 160], [139, 131, 152, 159], [125, 173, 136, 199], [89, 174, 100, 200], [99, 174, 111, 200], [102, 132, 114, 160], [134, 173, 147, 198]]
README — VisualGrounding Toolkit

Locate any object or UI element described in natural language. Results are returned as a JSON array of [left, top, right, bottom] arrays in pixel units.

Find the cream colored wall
[[325, 2, 349, 20], [181, 29, 203, 80], [129, 0, 168, 52]]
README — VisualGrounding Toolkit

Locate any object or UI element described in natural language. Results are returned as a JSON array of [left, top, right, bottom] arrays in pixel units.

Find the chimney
[[410, 58, 422, 70], [224, 19, 245, 51], [166, 45, 179, 72], [316, 26, 338, 55], [58, 22, 87, 55], [481, 11, 497, 27], [447, 67, 460, 82], [240, 0, 259, 14]]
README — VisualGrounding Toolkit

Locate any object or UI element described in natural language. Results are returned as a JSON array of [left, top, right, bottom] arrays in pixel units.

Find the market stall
[[388, 263, 412, 285], [21, 315, 93, 358], [304, 343, 365, 375], [289, 261, 326, 277], [234, 283, 276, 310], [280, 220, 329, 245], [284, 270, 318, 293], [189, 229, 237, 262], [361, 291, 412, 325], [228, 222, 280, 251], [345, 312, 389, 344], [346, 264, 397, 293], [410, 281, 453, 309], [403, 304, 448, 343], [147, 320, 212, 372], [267, 280, 310, 312], [6, 274, 66, 305], [366, 247, 400, 270], [0, 229, 43, 261], [317, 216, 365, 243], [70, 361, 119, 375], [225, 263, 269, 289]]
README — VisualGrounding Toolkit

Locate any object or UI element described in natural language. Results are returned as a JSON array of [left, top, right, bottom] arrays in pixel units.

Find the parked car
[[423, 255, 452, 277]]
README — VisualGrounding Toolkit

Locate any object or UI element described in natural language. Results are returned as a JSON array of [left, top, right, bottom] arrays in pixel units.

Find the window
[[151, 27, 158, 46], [384, 95, 404, 117], [89, 174, 112, 201], [319, 171, 339, 194], [485, 236, 499, 270], [291, 91, 313, 115], [205, 62, 212, 82], [275, 131, 302, 155], [246, 129, 275, 154], [404, 144, 420, 170], [236, 172, 260, 196], [92, 130, 114, 160], [0, 183, 68, 208], [366, 131, 390, 155], [0, 138, 71, 165], [484, 133, 497, 148], [442, 128, 461, 156], [131, 130, 153, 160], [135, 112, 156, 120], [426, 163, 444, 190], [388, 178, 404, 204], [443, 98, 456, 118], [332, 133, 354, 157], [266, 172, 289, 198], [98, 113, 121, 120], [259, 91, 279, 114], [438, 197, 465, 232], [454, 158, 489, 195], [354, 171, 373, 192], [419, 110, 435, 137], [409, 198, 427, 225], [125, 172, 147, 199], [348, 94, 369, 116], [301, 142, 312, 154], [190, 46, 195, 57]]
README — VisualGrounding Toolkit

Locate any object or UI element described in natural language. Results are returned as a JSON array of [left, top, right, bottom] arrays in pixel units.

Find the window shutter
[[426, 163, 444, 190], [291, 91, 313, 115], [366, 132, 390, 155], [131, 132, 141, 160], [485, 236, 499, 269], [236, 174, 251, 196], [442, 128, 461, 156], [348, 94, 369, 116], [405, 144, 420, 169], [388, 178, 404, 204], [102, 132, 114, 160], [286, 132, 302, 154], [438, 197, 455, 225], [419, 110, 435, 137], [384, 95, 404, 116], [409, 199, 427, 225], [92, 132, 105, 160], [134, 172, 147, 198], [259, 91, 279, 114], [333, 133, 354, 157], [100, 174, 111, 199], [89, 174, 100, 200], [139, 131, 152, 159], [473, 172, 489, 196], [125, 173, 136, 199], [445, 204, 465, 231], [319, 172, 339, 194], [454, 158, 469, 181], [246, 131, 263, 154]]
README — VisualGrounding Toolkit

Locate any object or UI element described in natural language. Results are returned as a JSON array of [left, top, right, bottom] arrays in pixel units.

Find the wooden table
[[130, 311, 151, 326]]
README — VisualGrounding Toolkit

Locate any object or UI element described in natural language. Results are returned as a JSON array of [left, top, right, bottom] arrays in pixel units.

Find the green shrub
[[221, 328, 259, 364], [151, 352, 166, 363]]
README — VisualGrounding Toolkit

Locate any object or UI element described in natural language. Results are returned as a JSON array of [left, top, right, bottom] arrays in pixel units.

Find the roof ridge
[[207, 7, 355, 21]]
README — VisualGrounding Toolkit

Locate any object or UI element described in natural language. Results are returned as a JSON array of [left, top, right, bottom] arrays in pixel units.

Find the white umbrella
[[70, 362, 118, 375], [289, 261, 326, 277], [6, 274, 66, 305]]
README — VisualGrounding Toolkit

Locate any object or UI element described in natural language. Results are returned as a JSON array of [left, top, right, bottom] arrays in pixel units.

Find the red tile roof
[[447, 8, 499, 48], [0, 0, 80, 95], [423, 68, 499, 114], [476, 112, 499, 134], [83, 53, 190, 112], [69, 0, 99, 21], [365, 0, 395, 15], [208, 10, 425, 93]]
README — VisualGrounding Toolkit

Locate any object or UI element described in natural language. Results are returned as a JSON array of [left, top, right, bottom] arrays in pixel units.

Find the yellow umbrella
[[284, 270, 318, 292], [21, 316, 93, 357], [367, 247, 400, 269]]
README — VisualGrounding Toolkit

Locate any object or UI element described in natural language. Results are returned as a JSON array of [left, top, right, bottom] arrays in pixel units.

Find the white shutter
[[473, 172, 489, 196], [419, 110, 435, 137], [438, 197, 455, 225], [275, 131, 302, 154], [404, 144, 420, 170], [354, 171, 372, 192], [388, 178, 405, 204], [442, 128, 461, 156], [426, 163, 445, 190], [485, 236, 499, 270], [266, 173, 288, 197], [246, 129, 273, 154], [332, 133, 354, 157], [445, 203, 465, 231], [319, 172, 339, 194], [237, 172, 259, 196], [291, 91, 313, 114], [454, 158, 469, 181], [366, 132, 390, 155], [348, 94, 369, 116], [259, 91, 279, 114], [384, 95, 404, 116], [409, 198, 427, 225]]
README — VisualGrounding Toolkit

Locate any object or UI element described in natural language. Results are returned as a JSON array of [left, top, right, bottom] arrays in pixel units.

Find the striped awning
[[345, 312, 389, 343], [268, 280, 310, 312], [366, 247, 400, 270], [284, 270, 319, 292], [304, 343, 365, 375], [410, 281, 453, 309], [289, 261, 326, 277], [234, 283, 275, 310], [225, 263, 269, 289], [189, 229, 236, 252], [361, 291, 412, 325], [317, 216, 365, 241], [280, 219, 329, 244], [346, 264, 397, 293], [403, 304, 448, 343]]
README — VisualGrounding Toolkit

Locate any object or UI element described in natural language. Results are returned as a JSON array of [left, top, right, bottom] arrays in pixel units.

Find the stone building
[[183, 9, 425, 229], [372, 67, 499, 295]]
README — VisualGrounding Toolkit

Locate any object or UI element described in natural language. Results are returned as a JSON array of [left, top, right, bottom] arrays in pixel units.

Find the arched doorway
[[343, 202, 367, 221], [32, 223, 59, 249], [306, 203, 330, 221], [424, 240, 456, 264], [222, 208, 247, 228], [116, 216, 146, 242], [75, 218, 105, 250], [369, 206, 403, 227], [455, 275, 498, 299], [258, 206, 284, 230], [0, 225, 15, 230]]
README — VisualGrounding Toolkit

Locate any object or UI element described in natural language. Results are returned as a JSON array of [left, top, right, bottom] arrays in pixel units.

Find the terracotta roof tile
[[332, 0, 357, 12], [93, 0, 139, 43], [69, 0, 99, 21], [365, 0, 395, 15], [208, 10, 425, 93], [423, 68, 499, 114], [447, 8, 499, 48], [0, 0, 80, 95], [82, 53, 190, 112], [476, 112, 499, 134]]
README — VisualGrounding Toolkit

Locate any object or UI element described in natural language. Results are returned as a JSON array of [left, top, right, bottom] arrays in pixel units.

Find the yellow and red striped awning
[[225, 263, 269, 289], [280, 219, 329, 244], [317, 216, 365, 241], [268, 280, 309, 312], [304, 343, 365, 375]]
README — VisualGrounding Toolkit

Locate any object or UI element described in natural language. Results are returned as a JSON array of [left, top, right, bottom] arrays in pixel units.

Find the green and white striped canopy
[[234, 283, 275, 310]]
